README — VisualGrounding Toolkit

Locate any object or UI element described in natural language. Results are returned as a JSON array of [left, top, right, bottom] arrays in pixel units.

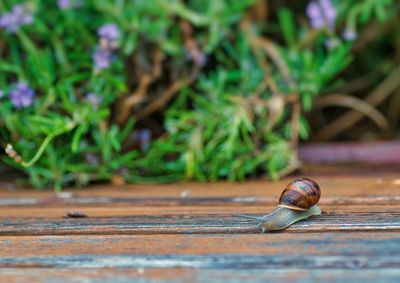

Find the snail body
[[240, 178, 321, 233], [255, 204, 321, 233]]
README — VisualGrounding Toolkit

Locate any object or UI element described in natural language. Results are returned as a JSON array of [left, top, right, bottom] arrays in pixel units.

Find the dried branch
[[248, 0, 269, 23], [136, 67, 199, 119], [134, 20, 203, 120], [314, 93, 390, 132], [116, 73, 152, 124], [116, 48, 163, 124], [314, 67, 400, 141], [240, 15, 291, 82]]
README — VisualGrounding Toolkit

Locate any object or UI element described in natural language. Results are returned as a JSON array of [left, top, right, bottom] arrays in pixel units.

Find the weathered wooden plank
[[2, 196, 400, 212], [0, 170, 398, 209], [1, 268, 399, 283], [3, 195, 400, 207], [0, 166, 398, 283], [1, 232, 398, 257], [1, 233, 400, 269], [2, 253, 400, 269], [0, 212, 399, 235], [0, 204, 399, 218], [2, 195, 400, 207], [1, 170, 399, 198]]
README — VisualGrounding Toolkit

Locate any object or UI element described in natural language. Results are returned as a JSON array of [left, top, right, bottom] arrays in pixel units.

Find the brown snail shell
[[238, 177, 322, 232], [278, 177, 321, 211]]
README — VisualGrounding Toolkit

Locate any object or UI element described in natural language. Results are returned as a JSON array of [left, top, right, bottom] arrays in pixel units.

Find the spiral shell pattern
[[278, 178, 321, 211]]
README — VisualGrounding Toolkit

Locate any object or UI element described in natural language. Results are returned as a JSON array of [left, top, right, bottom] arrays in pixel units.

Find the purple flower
[[343, 27, 357, 41], [306, 0, 337, 30], [97, 23, 120, 51], [138, 129, 151, 150], [129, 129, 152, 150], [186, 46, 207, 67], [85, 92, 102, 109], [92, 24, 120, 71], [0, 3, 34, 33], [9, 82, 35, 108], [57, 0, 82, 10], [58, 0, 72, 9], [98, 23, 120, 42], [92, 46, 113, 71]]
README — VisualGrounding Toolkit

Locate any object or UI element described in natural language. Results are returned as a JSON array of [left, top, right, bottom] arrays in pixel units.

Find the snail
[[240, 177, 321, 233]]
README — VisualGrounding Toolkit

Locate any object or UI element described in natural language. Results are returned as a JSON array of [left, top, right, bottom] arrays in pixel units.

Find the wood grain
[[0, 204, 399, 218], [0, 212, 399, 235], [1, 169, 399, 200], [1, 233, 400, 270], [1, 166, 399, 282], [1, 232, 399, 258], [2, 195, 400, 208], [0, 173, 399, 211]]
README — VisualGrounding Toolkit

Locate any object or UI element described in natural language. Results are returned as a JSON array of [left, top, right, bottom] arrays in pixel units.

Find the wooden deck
[[1, 165, 400, 282]]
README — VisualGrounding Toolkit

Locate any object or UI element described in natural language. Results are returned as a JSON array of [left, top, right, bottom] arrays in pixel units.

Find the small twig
[[135, 20, 203, 120], [116, 48, 163, 124], [240, 16, 291, 83], [249, 35, 291, 82], [282, 93, 299, 104], [337, 69, 381, 94], [248, 0, 269, 23], [136, 67, 199, 119], [266, 76, 279, 93], [116, 73, 152, 124], [313, 93, 390, 132], [253, 75, 269, 97]]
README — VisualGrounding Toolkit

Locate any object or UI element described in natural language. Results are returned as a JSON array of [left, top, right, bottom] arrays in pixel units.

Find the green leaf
[[278, 8, 296, 47], [71, 124, 88, 153]]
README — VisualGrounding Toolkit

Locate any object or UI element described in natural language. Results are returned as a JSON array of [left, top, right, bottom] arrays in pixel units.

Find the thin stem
[[21, 122, 76, 167], [20, 131, 61, 167]]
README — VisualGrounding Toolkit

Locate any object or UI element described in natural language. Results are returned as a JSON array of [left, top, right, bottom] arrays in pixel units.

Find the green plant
[[0, 0, 398, 189]]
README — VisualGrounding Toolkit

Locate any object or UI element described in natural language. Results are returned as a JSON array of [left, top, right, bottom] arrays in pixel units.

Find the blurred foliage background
[[0, 0, 399, 189]]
